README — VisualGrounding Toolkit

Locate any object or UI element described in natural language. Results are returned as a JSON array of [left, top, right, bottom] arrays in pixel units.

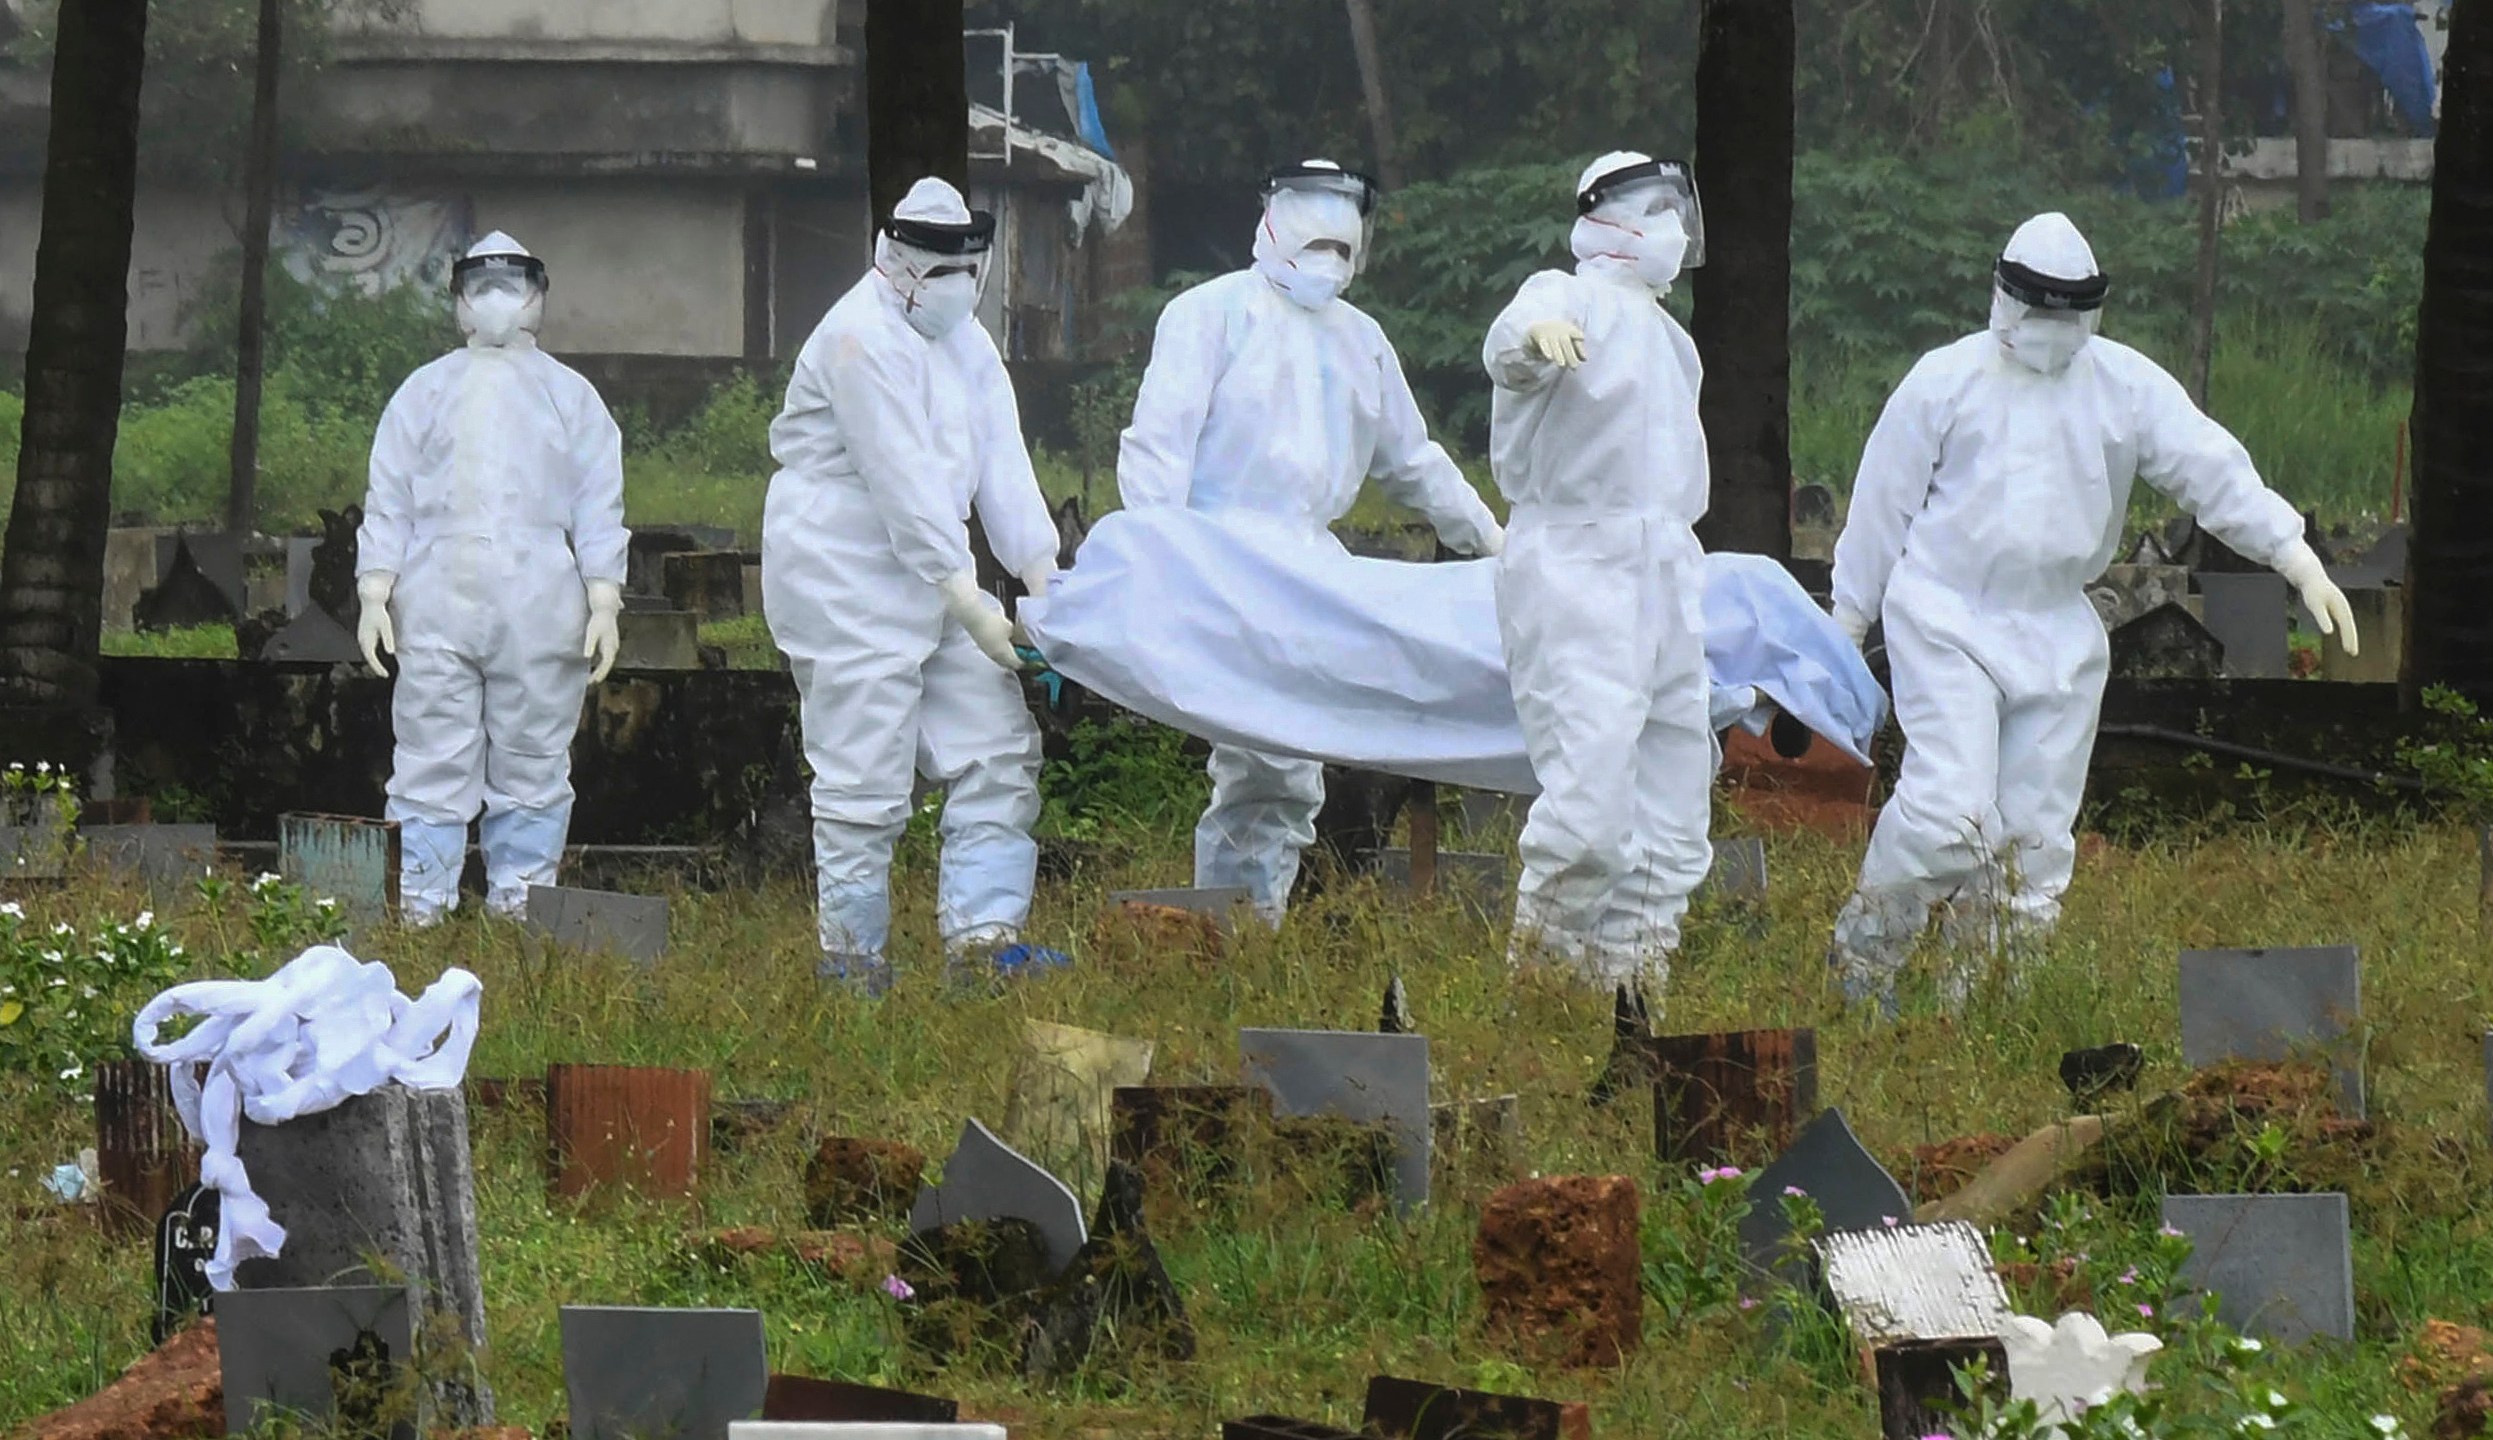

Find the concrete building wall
[[468, 178, 748, 357], [0, 182, 235, 354], [349, 0, 838, 49]]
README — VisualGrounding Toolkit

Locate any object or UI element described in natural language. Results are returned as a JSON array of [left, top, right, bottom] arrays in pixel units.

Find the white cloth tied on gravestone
[[1017, 507, 1886, 793], [131, 945, 482, 1290]]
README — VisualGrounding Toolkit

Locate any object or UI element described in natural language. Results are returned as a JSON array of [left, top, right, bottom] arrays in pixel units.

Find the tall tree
[[1342, 0, 1404, 189], [2281, 0, 2331, 221], [1690, 0, 1796, 560], [866, 0, 971, 224], [2186, 0, 2225, 409], [0, 0, 151, 712], [2406, 0, 2492, 696], [227, 0, 284, 536]]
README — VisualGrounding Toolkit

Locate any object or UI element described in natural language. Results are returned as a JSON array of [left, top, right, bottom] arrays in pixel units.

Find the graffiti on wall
[[280, 189, 475, 296]]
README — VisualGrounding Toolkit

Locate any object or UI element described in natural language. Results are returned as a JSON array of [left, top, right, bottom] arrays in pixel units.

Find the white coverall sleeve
[[2130, 361, 2305, 568], [1481, 272, 1584, 393], [1116, 294, 1219, 510], [356, 376, 426, 578], [1830, 361, 1945, 629], [970, 341, 1063, 576], [565, 386, 629, 585], [820, 330, 979, 586], [1369, 339, 1498, 552]]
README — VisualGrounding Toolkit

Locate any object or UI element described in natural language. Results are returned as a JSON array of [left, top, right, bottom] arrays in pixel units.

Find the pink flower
[[1783, 1185, 1808, 1198], [2137, 1303, 2154, 1318], [1882, 1215, 1900, 1228], [882, 1274, 915, 1301], [1697, 1165, 1744, 1184], [1738, 1297, 1759, 1311]]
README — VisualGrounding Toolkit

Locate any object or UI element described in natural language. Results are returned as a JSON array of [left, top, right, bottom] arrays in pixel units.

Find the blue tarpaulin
[[2330, 2, 2439, 136]]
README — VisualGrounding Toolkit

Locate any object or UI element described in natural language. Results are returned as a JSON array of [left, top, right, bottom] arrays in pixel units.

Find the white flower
[[2266, 1391, 2291, 1411], [50, 922, 71, 937], [133, 911, 153, 930], [0, 901, 20, 919], [56, 1063, 79, 1081], [317, 897, 339, 911], [7, 762, 22, 772], [2370, 1418, 2405, 1438], [2237, 1415, 2278, 1433], [80, 986, 96, 999], [34, 761, 48, 774], [251, 872, 281, 891], [2232, 1337, 2265, 1355], [47, 976, 65, 988]]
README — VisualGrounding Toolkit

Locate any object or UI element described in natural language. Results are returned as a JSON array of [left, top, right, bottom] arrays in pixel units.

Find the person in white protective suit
[[355, 232, 627, 926], [761, 177, 1066, 995], [1118, 159, 1505, 924], [1827, 211, 2359, 1012], [1480, 151, 1715, 994]]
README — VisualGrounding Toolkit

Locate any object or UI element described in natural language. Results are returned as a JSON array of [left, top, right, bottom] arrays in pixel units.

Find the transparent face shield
[[455, 255, 544, 305], [1592, 170, 1706, 270], [1265, 169, 1379, 269]]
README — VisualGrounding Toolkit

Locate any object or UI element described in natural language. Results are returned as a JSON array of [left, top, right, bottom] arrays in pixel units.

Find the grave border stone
[[526, 884, 671, 965], [560, 1305, 770, 1440], [2161, 1192, 2356, 1345]]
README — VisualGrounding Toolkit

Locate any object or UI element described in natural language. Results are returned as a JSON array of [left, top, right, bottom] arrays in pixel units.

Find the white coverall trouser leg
[[1195, 746, 1326, 924], [1831, 579, 2106, 1003], [384, 533, 591, 921], [1499, 516, 1716, 988]]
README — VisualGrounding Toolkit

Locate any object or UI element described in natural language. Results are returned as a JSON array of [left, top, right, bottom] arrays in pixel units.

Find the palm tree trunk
[[865, 0, 969, 226], [2408, 0, 2493, 695], [1690, 0, 1796, 560], [0, 0, 151, 711]]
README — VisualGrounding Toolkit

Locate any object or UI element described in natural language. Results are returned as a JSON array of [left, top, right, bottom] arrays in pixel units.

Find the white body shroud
[[1018, 507, 1885, 794]]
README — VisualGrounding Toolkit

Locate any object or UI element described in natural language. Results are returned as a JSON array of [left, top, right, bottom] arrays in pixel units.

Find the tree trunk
[[0, 0, 151, 709], [1689, 0, 1796, 560], [864, 0, 969, 227], [2187, 0, 2225, 410], [227, 0, 283, 537], [1342, 0, 1404, 189], [2407, 0, 2493, 697], [2282, 0, 2331, 221]]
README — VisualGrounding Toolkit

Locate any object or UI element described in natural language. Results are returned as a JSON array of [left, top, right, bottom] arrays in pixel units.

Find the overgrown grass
[[1, 804, 2488, 1437]]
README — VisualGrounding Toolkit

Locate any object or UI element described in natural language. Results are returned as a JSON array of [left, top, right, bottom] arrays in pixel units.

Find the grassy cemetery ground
[[4, 800, 2492, 1438]]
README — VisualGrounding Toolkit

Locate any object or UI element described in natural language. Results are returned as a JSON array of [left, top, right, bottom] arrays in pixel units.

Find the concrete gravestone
[[278, 813, 399, 935], [1816, 1220, 2013, 1343], [2161, 1192, 2355, 1345], [152, 1181, 220, 1344], [907, 1118, 1088, 1275], [233, 1083, 492, 1422], [561, 1306, 769, 1440], [1738, 1107, 1911, 1285], [81, 824, 219, 897], [1240, 1028, 1432, 1210], [527, 884, 670, 964], [218, 1285, 417, 1440], [2193, 572, 2290, 679], [2178, 945, 2365, 1118]]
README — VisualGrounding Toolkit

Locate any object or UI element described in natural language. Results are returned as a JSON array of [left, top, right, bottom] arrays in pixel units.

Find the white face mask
[[1270, 247, 1352, 310], [1999, 315, 2091, 374], [460, 289, 536, 348], [903, 270, 980, 339], [1630, 210, 1690, 292]]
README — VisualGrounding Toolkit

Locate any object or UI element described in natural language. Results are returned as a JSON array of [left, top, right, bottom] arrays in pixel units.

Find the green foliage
[[2397, 687, 2493, 823], [1038, 717, 1207, 842], [0, 905, 187, 1095], [109, 373, 372, 534], [179, 260, 453, 424]]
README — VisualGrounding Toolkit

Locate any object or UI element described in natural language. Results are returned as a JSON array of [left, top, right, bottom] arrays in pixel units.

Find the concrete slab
[[527, 884, 670, 965], [218, 1285, 416, 1440], [1240, 1028, 1431, 1211], [2162, 1192, 2355, 1345], [2194, 572, 2291, 679], [2178, 945, 2365, 1118], [560, 1306, 768, 1440], [1817, 1220, 2014, 1343], [279, 813, 400, 934]]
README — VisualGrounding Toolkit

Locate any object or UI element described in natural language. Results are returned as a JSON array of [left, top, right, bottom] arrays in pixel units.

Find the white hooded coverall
[[1118, 175, 1500, 923], [1481, 156, 1716, 986], [762, 179, 1062, 969], [357, 237, 627, 921], [1828, 213, 2312, 1000]]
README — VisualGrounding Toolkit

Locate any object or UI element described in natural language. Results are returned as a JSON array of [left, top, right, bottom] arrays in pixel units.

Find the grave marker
[[1379, 974, 1414, 1034], [616, 609, 704, 670], [257, 607, 364, 665], [95, 1057, 193, 1239], [561, 1306, 768, 1440], [526, 884, 671, 964], [217, 1284, 416, 1440], [2109, 602, 2227, 680], [2193, 571, 2290, 678], [1650, 1027, 1818, 1167], [1362, 1374, 1592, 1440], [907, 1118, 1088, 1275], [1737, 1107, 1911, 1285], [1241, 1028, 1432, 1210], [759, 1375, 957, 1424], [547, 1064, 710, 1200], [152, 1181, 220, 1345], [232, 1083, 493, 1423], [2161, 1192, 2355, 1345], [1817, 1221, 2014, 1344], [2178, 945, 2365, 1118], [1874, 1337, 2011, 1440], [662, 551, 749, 622], [1697, 836, 1769, 904], [278, 813, 399, 934], [80, 824, 219, 896]]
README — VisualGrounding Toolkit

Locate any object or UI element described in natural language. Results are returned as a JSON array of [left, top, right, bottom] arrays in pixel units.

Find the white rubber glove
[[1525, 319, 1587, 370], [583, 580, 624, 683], [1471, 522, 1506, 558], [2274, 540, 2359, 657], [1017, 561, 1058, 601], [355, 572, 397, 678], [939, 570, 1021, 672], [1833, 602, 1873, 649]]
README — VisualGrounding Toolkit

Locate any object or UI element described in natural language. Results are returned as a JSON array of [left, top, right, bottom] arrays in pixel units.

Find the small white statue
[[1999, 1310, 2164, 1434]]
